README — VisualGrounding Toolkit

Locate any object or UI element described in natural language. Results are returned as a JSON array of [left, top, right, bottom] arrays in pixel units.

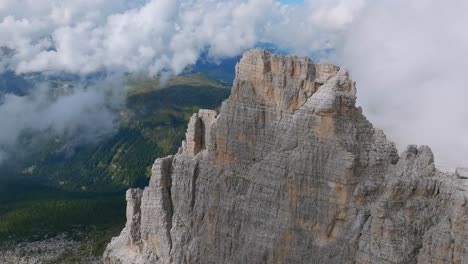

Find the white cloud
[[309, 0, 366, 30], [1, 0, 350, 75], [0, 77, 126, 160], [339, 0, 468, 168]]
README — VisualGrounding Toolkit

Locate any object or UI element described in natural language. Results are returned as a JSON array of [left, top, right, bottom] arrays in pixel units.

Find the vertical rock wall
[[104, 49, 468, 264]]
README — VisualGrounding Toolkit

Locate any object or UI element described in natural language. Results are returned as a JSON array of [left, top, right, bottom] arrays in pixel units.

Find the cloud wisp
[[0, 76, 126, 163]]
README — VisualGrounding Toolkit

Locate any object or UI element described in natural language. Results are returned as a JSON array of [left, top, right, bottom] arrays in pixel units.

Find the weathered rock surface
[[104, 49, 468, 264]]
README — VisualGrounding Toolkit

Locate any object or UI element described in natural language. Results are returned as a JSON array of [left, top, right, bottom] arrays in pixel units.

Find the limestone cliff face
[[104, 49, 468, 264]]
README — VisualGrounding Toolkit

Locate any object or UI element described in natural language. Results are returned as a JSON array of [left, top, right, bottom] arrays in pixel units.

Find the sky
[[0, 0, 467, 169]]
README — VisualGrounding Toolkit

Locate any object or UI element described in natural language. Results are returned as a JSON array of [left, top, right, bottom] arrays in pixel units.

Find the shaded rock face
[[104, 49, 468, 264]]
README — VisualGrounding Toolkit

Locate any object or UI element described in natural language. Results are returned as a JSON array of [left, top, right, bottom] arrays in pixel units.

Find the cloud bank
[[1, 0, 358, 75], [339, 0, 468, 168], [0, 76, 125, 163], [0, 0, 467, 168]]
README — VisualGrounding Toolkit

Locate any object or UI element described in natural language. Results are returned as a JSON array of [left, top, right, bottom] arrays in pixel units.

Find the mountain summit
[[104, 49, 468, 264]]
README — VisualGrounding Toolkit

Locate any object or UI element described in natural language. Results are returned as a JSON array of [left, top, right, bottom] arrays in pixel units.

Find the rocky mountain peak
[[231, 49, 346, 111], [104, 49, 468, 264]]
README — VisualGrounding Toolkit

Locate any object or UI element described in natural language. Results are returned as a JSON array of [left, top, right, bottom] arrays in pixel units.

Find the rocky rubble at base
[[0, 234, 76, 264], [104, 49, 468, 264], [0, 234, 101, 264]]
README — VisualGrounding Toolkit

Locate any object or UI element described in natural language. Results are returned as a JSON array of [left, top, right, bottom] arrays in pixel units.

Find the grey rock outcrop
[[104, 49, 468, 264]]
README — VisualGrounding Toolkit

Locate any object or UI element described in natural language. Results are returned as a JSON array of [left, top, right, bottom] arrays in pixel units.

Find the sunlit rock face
[[104, 49, 468, 264]]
